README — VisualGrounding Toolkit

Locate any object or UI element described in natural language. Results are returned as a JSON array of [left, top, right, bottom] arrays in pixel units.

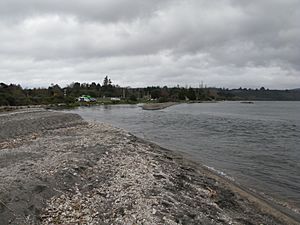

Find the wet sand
[[0, 109, 299, 224]]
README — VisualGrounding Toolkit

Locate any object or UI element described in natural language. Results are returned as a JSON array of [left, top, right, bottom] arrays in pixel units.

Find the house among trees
[[77, 95, 96, 102], [110, 97, 121, 101]]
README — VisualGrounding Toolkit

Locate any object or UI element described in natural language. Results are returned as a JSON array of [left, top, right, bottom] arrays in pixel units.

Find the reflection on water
[[67, 101, 300, 209]]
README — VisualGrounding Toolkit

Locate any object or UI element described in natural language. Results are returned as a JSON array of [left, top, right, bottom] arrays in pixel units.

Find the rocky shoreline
[[0, 109, 299, 224]]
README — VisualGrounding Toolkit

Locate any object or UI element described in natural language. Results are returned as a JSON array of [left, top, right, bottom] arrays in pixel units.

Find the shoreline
[[142, 140, 300, 225], [0, 109, 299, 224], [199, 162, 300, 224]]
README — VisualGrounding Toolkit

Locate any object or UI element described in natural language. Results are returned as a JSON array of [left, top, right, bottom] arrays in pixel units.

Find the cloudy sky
[[0, 0, 299, 89]]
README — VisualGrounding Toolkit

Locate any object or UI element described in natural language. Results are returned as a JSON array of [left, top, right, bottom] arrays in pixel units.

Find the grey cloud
[[0, 0, 299, 89], [0, 0, 172, 23]]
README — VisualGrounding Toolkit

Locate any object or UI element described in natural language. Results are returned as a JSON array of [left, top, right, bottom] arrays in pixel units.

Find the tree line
[[1, 76, 300, 106]]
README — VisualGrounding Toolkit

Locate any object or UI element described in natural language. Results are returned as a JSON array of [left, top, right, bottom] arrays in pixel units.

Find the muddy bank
[[0, 110, 298, 224], [142, 102, 178, 110]]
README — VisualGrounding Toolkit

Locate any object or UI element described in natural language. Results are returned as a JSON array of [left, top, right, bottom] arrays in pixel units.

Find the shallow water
[[67, 101, 300, 210]]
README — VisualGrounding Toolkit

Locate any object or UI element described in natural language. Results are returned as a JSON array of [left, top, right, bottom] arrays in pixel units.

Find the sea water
[[68, 101, 300, 211]]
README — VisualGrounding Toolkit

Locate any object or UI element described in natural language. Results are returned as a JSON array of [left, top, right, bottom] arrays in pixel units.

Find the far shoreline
[[3, 100, 300, 113]]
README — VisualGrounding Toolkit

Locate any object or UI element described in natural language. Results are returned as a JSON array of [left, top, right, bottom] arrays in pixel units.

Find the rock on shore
[[0, 109, 297, 224]]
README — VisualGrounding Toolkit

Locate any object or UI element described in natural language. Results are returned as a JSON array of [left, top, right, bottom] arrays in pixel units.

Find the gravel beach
[[0, 109, 298, 225]]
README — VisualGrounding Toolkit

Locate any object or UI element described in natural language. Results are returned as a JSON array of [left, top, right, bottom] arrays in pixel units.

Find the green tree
[[178, 89, 186, 100], [186, 88, 196, 100], [129, 95, 137, 101], [150, 89, 161, 99], [103, 76, 109, 87]]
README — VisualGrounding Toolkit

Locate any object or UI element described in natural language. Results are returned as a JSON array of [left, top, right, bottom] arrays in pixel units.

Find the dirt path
[[0, 110, 298, 224]]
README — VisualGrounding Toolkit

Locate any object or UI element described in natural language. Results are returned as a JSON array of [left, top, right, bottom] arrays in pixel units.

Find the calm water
[[67, 101, 300, 210]]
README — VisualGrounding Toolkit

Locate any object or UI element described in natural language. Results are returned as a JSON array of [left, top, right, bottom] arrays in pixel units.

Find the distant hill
[[217, 88, 300, 101]]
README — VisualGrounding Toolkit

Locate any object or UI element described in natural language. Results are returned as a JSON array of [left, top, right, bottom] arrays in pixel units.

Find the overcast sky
[[0, 0, 299, 89]]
